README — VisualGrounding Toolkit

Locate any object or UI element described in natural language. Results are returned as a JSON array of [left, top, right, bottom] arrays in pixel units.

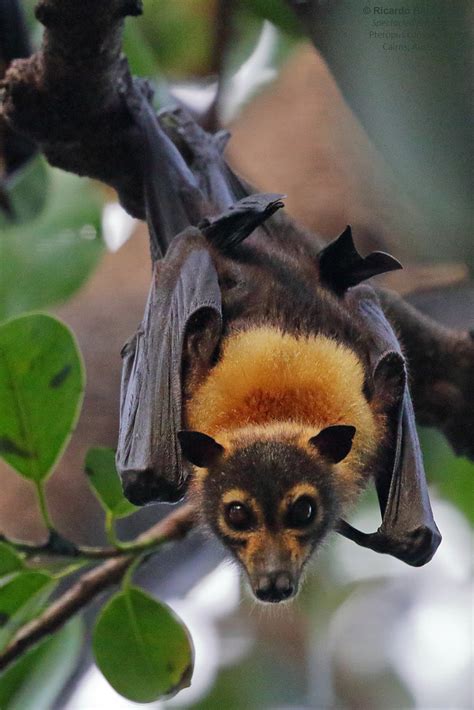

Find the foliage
[[0, 312, 193, 704], [420, 428, 474, 524], [93, 586, 193, 702], [126, 0, 301, 82], [85, 448, 139, 520], [0, 618, 83, 710], [0, 158, 103, 322], [0, 314, 84, 483]]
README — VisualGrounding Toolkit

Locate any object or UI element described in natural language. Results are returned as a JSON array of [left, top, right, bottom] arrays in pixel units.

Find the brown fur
[[183, 327, 390, 599], [186, 326, 382, 499]]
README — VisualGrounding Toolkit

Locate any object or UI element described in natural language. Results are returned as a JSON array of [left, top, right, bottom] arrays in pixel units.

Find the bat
[[115, 88, 472, 602]]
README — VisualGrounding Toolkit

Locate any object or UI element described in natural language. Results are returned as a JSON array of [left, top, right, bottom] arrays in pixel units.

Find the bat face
[[178, 427, 356, 602], [208, 478, 326, 603]]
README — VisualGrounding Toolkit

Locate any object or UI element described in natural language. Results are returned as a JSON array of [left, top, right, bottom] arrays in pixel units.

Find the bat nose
[[254, 572, 295, 603]]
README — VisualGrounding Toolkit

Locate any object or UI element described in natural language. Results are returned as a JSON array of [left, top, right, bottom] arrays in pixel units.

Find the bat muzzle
[[252, 571, 297, 603]]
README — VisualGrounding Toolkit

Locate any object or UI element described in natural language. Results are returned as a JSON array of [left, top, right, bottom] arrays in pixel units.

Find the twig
[[200, 0, 234, 133], [0, 531, 115, 560], [0, 503, 196, 672], [0, 531, 148, 561]]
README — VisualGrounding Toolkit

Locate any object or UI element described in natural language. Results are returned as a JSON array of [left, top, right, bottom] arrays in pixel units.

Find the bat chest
[[185, 327, 378, 464]]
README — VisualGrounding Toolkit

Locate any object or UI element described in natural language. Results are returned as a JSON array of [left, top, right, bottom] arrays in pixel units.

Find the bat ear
[[308, 425, 356, 463], [318, 225, 402, 295], [177, 430, 225, 468]]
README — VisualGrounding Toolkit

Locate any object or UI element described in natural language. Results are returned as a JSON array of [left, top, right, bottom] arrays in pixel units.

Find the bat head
[[178, 424, 356, 603]]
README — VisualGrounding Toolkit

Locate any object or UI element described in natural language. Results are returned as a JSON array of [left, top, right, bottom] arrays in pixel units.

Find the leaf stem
[[0, 504, 196, 672], [1, 524, 172, 561], [35, 480, 54, 531], [105, 511, 119, 547], [122, 554, 143, 591]]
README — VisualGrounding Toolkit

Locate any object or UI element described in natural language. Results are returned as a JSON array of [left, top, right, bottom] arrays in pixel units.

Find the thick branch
[[0, 503, 196, 672], [1, 0, 147, 217]]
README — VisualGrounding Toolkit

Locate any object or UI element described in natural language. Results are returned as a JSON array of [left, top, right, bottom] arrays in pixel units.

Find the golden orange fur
[[186, 327, 381, 495]]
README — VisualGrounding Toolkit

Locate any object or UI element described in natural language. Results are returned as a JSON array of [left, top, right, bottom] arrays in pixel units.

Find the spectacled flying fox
[[114, 93, 459, 603]]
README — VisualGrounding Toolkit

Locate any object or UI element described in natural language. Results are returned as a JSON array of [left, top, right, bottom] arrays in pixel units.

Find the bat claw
[[199, 193, 285, 253]]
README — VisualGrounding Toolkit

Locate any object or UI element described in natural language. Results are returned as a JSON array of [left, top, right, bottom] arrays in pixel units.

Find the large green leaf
[[0, 165, 103, 322], [0, 617, 83, 710], [0, 545, 24, 578], [0, 571, 55, 649], [85, 447, 138, 519], [0, 157, 49, 229], [0, 313, 85, 481], [93, 586, 193, 702]]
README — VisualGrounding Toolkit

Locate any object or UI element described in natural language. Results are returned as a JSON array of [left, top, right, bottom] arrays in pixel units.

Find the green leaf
[[85, 448, 138, 518], [0, 545, 24, 578], [0, 166, 103, 322], [0, 313, 85, 481], [0, 571, 55, 649], [420, 427, 474, 524], [123, 21, 162, 77], [0, 157, 49, 229], [241, 0, 303, 36], [138, 0, 216, 78], [0, 617, 83, 710], [93, 586, 194, 702]]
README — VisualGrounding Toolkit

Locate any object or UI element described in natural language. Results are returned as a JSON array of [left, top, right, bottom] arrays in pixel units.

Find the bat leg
[[125, 86, 205, 259], [159, 107, 236, 210], [159, 106, 230, 161]]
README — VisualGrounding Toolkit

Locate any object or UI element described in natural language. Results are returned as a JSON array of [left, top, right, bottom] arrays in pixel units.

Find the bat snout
[[253, 571, 296, 603]]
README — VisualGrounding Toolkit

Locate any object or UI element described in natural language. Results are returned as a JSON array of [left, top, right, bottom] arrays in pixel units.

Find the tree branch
[[0, 528, 182, 561], [0, 0, 147, 217], [200, 0, 234, 133], [0, 503, 196, 672]]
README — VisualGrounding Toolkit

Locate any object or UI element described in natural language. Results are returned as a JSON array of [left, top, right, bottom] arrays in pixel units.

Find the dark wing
[[117, 92, 286, 504], [116, 229, 222, 504], [125, 88, 204, 260], [117, 92, 223, 503], [337, 286, 442, 566]]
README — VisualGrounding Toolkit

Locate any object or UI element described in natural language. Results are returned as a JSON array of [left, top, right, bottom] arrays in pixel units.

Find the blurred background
[[0, 1, 472, 708]]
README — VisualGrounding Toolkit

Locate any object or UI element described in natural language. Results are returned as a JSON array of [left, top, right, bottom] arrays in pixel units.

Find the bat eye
[[225, 502, 253, 531], [287, 496, 317, 528]]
